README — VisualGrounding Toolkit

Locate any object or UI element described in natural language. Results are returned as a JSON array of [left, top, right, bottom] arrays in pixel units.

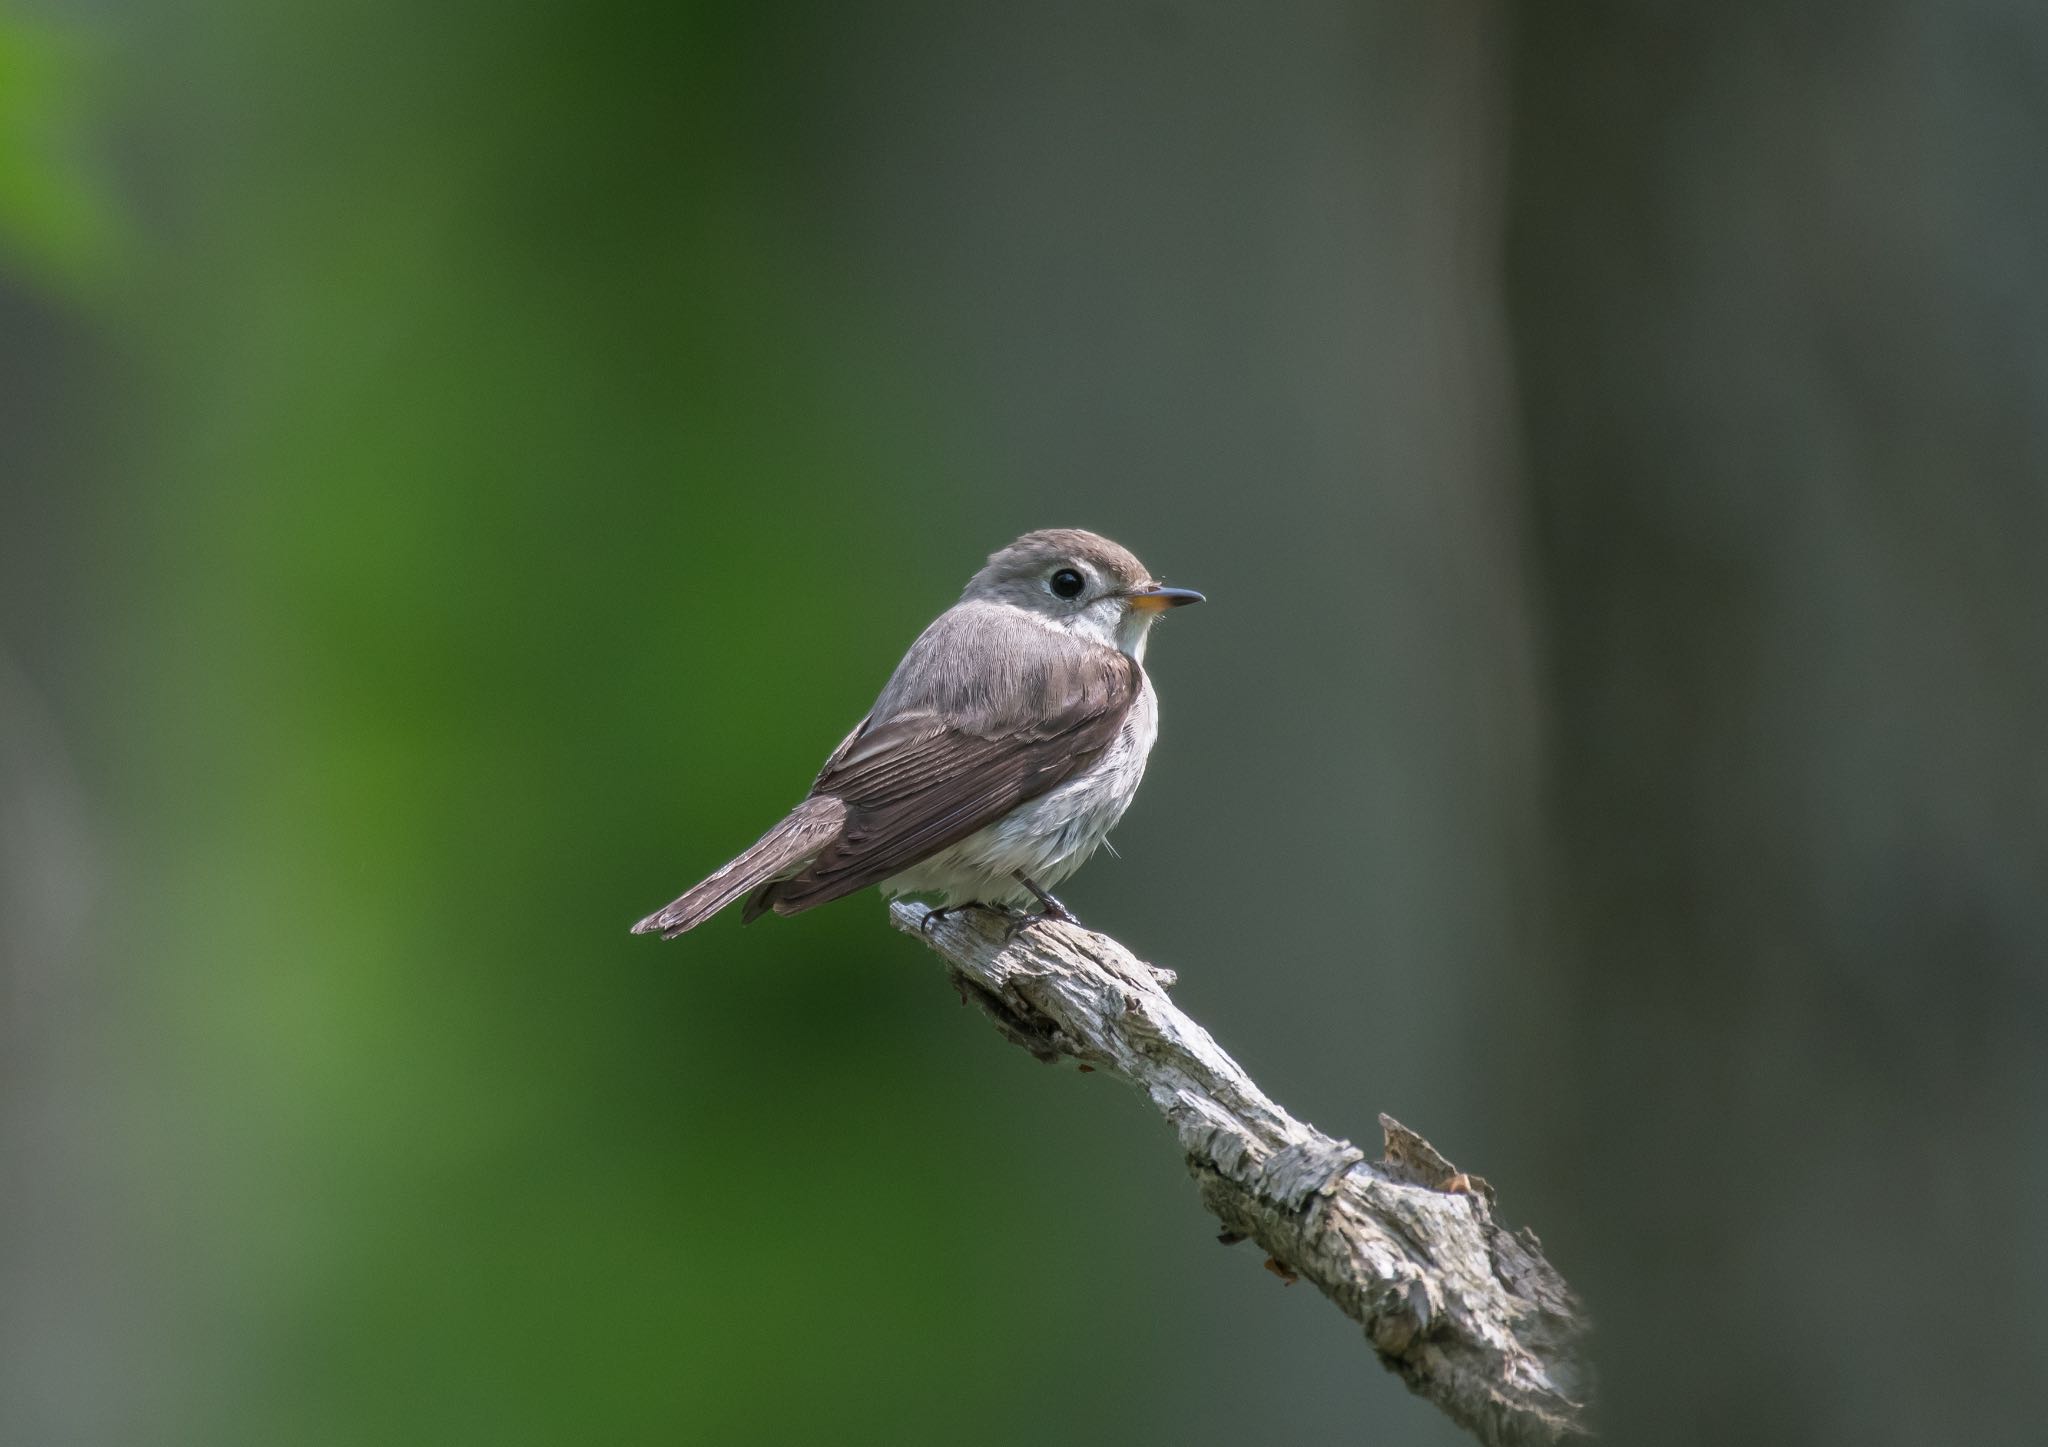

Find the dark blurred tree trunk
[[0, 287, 117, 1445], [1506, 7, 2048, 1443]]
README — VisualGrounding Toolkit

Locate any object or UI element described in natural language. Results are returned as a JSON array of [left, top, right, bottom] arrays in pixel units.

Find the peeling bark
[[892, 902, 1590, 1446]]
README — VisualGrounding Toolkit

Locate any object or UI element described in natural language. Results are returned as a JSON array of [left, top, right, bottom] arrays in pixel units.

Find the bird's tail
[[630, 796, 847, 939]]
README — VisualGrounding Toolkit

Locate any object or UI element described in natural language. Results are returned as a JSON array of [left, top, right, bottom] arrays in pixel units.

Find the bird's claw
[[921, 901, 1023, 936], [1002, 906, 1080, 943], [1007, 871, 1082, 935], [920, 883, 1082, 945]]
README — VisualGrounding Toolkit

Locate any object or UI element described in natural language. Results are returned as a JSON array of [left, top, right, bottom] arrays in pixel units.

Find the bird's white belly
[[882, 680, 1159, 908]]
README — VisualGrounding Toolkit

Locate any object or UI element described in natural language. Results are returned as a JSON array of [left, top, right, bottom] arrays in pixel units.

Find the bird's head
[[963, 528, 1204, 660]]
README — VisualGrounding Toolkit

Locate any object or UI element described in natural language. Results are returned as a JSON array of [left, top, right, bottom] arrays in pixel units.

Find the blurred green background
[[4, 3, 2046, 1444]]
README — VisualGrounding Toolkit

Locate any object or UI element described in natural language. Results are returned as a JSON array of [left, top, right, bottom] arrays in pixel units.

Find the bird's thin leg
[[1004, 871, 1081, 940], [1012, 872, 1075, 921]]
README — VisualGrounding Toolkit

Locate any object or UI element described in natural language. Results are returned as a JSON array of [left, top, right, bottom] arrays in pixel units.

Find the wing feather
[[750, 604, 1138, 916]]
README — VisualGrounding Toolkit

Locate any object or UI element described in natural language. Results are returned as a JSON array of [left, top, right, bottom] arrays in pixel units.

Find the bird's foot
[[1001, 873, 1084, 941], [1010, 872, 1080, 925], [1002, 913, 1054, 943], [920, 900, 1021, 936], [919, 902, 975, 935]]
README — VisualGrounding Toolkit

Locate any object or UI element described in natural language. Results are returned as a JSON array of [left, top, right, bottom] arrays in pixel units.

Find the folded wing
[[746, 605, 1138, 918]]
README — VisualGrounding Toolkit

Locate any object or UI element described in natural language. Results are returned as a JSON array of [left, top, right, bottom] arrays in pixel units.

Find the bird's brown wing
[[748, 617, 1139, 917]]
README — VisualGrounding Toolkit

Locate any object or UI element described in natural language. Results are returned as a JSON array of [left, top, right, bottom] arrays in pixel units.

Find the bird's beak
[[1124, 585, 1206, 614]]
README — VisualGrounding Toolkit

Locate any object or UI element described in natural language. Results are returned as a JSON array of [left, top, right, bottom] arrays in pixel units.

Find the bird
[[631, 528, 1204, 939]]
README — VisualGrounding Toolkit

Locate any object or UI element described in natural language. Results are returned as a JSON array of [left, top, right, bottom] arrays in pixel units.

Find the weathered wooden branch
[[890, 901, 1591, 1446]]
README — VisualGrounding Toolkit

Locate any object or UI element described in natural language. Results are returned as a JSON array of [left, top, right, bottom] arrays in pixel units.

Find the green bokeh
[[101, 4, 1147, 1443], [0, 15, 122, 296], [8, 4, 2047, 1446]]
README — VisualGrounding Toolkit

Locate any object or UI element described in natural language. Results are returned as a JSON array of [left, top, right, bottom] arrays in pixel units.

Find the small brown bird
[[632, 528, 1203, 938]]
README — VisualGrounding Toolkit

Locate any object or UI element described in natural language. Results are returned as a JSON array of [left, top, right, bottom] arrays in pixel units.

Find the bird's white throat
[[1011, 594, 1159, 662]]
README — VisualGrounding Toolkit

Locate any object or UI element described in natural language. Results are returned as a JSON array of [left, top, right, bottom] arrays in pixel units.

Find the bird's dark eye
[[1049, 567, 1085, 599]]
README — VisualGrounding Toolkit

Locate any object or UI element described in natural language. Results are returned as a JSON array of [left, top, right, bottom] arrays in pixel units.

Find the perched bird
[[632, 528, 1203, 939]]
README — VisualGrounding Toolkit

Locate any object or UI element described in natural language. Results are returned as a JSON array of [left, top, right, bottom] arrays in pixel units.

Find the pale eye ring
[[1048, 567, 1085, 600]]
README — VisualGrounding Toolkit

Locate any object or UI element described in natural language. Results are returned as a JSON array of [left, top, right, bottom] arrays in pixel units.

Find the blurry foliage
[[95, 4, 1137, 1445], [4, 4, 2045, 1447], [0, 15, 122, 296]]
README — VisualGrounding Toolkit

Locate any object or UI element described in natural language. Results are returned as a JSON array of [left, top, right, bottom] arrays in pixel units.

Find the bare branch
[[891, 902, 1591, 1446]]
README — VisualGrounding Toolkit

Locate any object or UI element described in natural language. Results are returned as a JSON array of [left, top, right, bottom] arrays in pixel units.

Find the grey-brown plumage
[[632, 529, 1202, 940]]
